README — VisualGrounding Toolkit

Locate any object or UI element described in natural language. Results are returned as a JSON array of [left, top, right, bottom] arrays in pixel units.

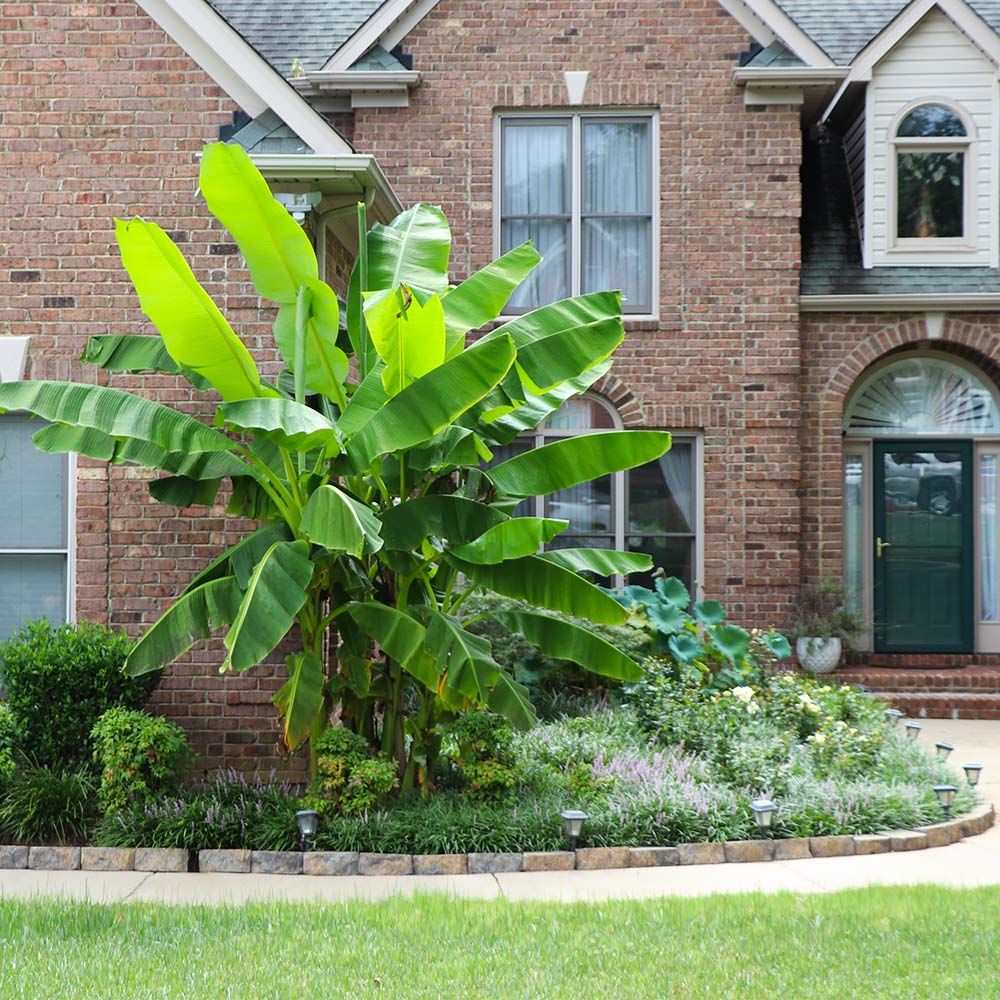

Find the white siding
[[867, 8, 997, 267]]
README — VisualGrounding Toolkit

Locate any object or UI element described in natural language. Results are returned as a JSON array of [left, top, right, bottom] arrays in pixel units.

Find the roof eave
[[733, 66, 849, 86]]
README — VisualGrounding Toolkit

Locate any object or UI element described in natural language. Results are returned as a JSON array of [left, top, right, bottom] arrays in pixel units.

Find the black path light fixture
[[933, 784, 958, 818], [935, 741, 955, 761], [905, 721, 922, 741], [560, 810, 589, 851], [296, 809, 320, 849], [749, 798, 777, 839], [884, 708, 905, 726], [963, 764, 984, 788]]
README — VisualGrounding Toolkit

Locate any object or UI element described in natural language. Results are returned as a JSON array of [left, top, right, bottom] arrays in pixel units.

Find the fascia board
[[323, 0, 443, 72], [296, 71, 420, 95], [135, 0, 352, 155], [715, 0, 777, 48], [733, 67, 849, 86], [733, 0, 837, 66], [800, 293, 1000, 311]]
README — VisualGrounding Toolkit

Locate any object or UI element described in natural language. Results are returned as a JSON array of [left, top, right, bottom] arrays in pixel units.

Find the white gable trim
[[323, 0, 444, 72], [716, 0, 836, 66], [135, 0, 352, 155], [714, 0, 777, 49]]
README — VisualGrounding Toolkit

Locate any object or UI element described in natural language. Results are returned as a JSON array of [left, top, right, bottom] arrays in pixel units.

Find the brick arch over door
[[801, 313, 1000, 583]]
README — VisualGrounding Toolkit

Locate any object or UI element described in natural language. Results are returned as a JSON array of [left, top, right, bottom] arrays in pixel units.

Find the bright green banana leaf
[[223, 540, 314, 672], [273, 279, 348, 400], [218, 398, 339, 453], [115, 219, 268, 402], [480, 291, 622, 350], [183, 523, 292, 594], [441, 243, 541, 352], [364, 285, 446, 396], [274, 650, 325, 750], [380, 495, 506, 551], [199, 142, 318, 303], [424, 610, 500, 706], [450, 517, 567, 564], [536, 549, 653, 577], [0, 380, 238, 455], [487, 672, 536, 730], [125, 576, 243, 676], [346, 602, 439, 691], [337, 363, 388, 436], [148, 476, 223, 508], [362, 204, 451, 296], [82, 334, 213, 391], [513, 316, 623, 393], [486, 431, 672, 498], [488, 609, 643, 682], [407, 426, 492, 470], [347, 335, 516, 469], [300, 484, 383, 557], [447, 554, 626, 625]]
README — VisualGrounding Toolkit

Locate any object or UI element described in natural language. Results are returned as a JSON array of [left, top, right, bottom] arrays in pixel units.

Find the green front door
[[873, 441, 973, 652]]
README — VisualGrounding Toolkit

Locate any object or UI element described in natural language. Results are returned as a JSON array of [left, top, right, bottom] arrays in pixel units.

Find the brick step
[[873, 691, 1000, 720], [836, 667, 1000, 693], [846, 653, 1000, 668]]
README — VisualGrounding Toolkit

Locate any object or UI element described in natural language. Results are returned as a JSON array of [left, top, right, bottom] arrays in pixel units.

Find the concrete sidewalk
[[2, 718, 999, 906]]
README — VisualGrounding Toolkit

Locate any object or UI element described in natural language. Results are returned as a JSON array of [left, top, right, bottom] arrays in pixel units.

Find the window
[[498, 113, 655, 314], [0, 415, 72, 641], [893, 103, 970, 243], [490, 396, 699, 591]]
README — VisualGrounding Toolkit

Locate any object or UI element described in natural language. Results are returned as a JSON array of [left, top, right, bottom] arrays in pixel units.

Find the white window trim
[[493, 109, 660, 321], [885, 99, 978, 262]]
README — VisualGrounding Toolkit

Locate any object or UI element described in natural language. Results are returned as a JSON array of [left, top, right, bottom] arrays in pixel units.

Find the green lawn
[[1, 886, 998, 998]]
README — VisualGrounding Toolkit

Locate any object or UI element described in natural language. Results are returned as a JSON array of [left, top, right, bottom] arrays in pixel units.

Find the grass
[[1, 886, 999, 998]]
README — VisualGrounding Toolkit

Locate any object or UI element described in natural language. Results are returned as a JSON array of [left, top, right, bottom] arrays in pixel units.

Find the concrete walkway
[[3, 718, 1000, 906]]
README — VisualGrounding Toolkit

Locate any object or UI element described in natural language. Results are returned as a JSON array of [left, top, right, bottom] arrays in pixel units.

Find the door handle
[[877, 537, 892, 558]]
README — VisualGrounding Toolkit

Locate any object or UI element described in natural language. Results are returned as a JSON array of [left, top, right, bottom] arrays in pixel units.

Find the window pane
[[582, 217, 651, 309], [583, 121, 650, 213], [545, 476, 612, 533], [897, 151, 963, 238], [0, 554, 67, 642], [627, 536, 694, 593], [0, 414, 67, 548], [548, 533, 614, 550], [897, 105, 966, 138], [629, 444, 693, 533], [845, 455, 864, 613], [503, 218, 568, 309], [545, 397, 616, 431], [982, 455, 998, 621], [503, 122, 568, 216]]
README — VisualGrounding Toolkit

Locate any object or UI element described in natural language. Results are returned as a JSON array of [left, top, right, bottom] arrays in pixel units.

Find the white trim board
[[323, 0, 444, 72], [135, 0, 352, 155], [800, 293, 1000, 311], [716, 0, 836, 66]]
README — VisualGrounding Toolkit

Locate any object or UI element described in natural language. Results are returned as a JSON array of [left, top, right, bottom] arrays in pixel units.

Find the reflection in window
[[844, 455, 864, 613], [981, 455, 998, 621]]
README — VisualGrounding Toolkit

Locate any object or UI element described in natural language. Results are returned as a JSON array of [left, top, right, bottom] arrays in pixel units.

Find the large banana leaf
[[364, 285, 446, 396], [447, 554, 626, 625], [487, 672, 536, 730], [218, 398, 339, 452], [536, 549, 653, 577], [0, 380, 238, 455], [347, 335, 516, 469], [380, 495, 506, 551], [115, 219, 268, 402], [450, 517, 567, 564], [480, 291, 622, 350], [486, 431, 672, 498], [82, 334, 179, 374], [148, 476, 222, 508], [273, 279, 348, 399], [513, 316, 623, 392], [362, 204, 451, 296], [337, 363, 388, 436], [346, 602, 439, 690], [488, 609, 644, 682], [183, 523, 292, 594], [274, 650, 325, 750], [407, 426, 491, 471], [441, 243, 541, 351], [424, 610, 499, 705], [300, 484, 383, 557], [223, 540, 314, 671], [199, 142, 318, 303], [125, 576, 242, 675]]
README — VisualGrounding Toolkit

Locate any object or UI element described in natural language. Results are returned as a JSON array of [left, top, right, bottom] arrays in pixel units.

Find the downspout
[[315, 187, 376, 282]]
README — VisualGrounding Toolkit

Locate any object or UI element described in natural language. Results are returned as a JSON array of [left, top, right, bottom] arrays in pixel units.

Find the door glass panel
[[981, 454, 998, 621], [844, 455, 864, 612]]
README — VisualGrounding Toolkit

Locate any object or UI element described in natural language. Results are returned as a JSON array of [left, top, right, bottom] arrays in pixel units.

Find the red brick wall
[[351, 0, 804, 626], [0, 1, 307, 776]]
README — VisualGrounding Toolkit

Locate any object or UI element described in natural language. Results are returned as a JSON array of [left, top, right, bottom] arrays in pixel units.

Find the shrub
[[442, 713, 520, 802], [0, 619, 157, 767], [90, 708, 192, 815], [305, 727, 397, 817], [0, 764, 96, 844], [0, 705, 19, 786]]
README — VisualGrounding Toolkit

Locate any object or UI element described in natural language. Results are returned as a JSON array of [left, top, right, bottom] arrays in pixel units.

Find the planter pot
[[796, 637, 842, 674]]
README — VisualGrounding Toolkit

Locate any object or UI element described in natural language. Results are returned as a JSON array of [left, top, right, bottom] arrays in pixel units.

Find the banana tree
[[0, 143, 672, 788]]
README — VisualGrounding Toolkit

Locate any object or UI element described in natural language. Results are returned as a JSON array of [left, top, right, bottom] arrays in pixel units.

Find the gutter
[[800, 293, 1000, 312], [292, 71, 420, 107], [732, 66, 849, 87]]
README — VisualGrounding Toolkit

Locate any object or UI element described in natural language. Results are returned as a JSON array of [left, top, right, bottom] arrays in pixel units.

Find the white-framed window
[[496, 112, 657, 315], [0, 414, 74, 642], [891, 101, 972, 248], [490, 395, 699, 591]]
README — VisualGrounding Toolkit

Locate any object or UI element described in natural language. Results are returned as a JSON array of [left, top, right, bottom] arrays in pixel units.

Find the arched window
[[491, 395, 699, 589], [893, 103, 970, 242]]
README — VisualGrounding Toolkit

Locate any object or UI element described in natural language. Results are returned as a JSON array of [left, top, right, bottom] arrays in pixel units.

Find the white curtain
[[658, 446, 693, 532]]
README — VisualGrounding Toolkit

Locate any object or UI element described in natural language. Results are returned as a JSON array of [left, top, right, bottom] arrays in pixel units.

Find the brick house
[[3, 0, 999, 765]]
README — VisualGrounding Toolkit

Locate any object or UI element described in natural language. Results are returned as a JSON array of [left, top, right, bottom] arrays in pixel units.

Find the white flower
[[732, 686, 756, 704], [746, 701, 760, 714]]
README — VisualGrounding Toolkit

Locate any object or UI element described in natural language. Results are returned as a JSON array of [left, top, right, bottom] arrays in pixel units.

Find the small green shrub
[[305, 727, 397, 817], [442, 712, 519, 802], [0, 764, 96, 844], [90, 708, 192, 815], [0, 619, 157, 767], [0, 705, 20, 786]]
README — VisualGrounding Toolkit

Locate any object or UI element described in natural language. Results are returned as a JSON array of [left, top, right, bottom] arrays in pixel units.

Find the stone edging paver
[[0, 803, 992, 876]]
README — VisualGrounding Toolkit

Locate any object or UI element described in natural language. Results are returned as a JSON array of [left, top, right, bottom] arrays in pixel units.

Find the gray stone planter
[[0, 845, 28, 869], [134, 848, 189, 872], [251, 851, 303, 875], [82, 847, 135, 871], [304, 851, 359, 876], [28, 846, 80, 870], [199, 849, 251, 873], [358, 853, 413, 876], [467, 852, 522, 874]]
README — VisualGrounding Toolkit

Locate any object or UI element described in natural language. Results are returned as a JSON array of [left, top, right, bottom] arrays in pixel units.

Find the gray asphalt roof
[[206, 0, 384, 73]]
